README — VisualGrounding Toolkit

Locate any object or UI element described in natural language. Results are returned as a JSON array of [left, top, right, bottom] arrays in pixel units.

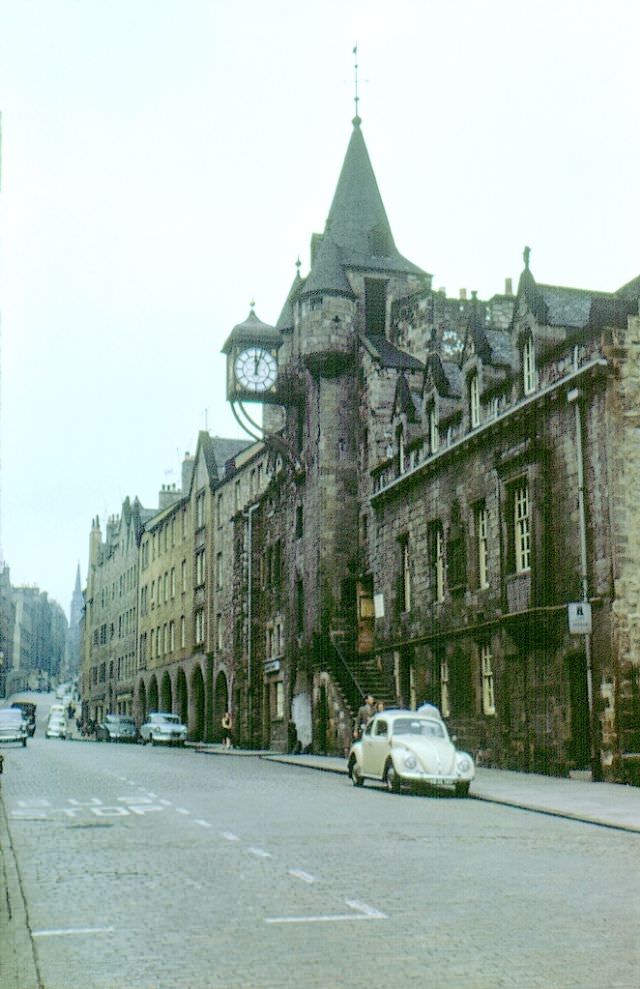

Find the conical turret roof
[[322, 117, 424, 276]]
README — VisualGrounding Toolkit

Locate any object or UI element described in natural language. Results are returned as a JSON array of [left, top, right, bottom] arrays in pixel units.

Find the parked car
[[0, 708, 28, 746], [11, 702, 37, 736], [95, 714, 138, 743], [45, 714, 67, 739], [139, 712, 187, 747], [347, 708, 475, 796]]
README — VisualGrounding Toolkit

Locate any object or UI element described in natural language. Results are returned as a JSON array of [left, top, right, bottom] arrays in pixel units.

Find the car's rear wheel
[[385, 762, 401, 793], [151, 735, 157, 746], [22, 737, 27, 747], [455, 781, 470, 797], [350, 760, 364, 787]]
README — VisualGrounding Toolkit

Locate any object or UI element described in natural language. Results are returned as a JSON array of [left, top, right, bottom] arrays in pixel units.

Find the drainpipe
[[567, 383, 602, 780], [245, 503, 260, 747]]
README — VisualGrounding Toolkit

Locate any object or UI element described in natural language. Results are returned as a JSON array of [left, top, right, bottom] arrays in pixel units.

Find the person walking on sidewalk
[[355, 694, 375, 739], [221, 711, 233, 749]]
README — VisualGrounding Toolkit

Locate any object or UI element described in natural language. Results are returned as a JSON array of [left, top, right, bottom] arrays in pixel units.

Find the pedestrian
[[355, 694, 375, 738], [221, 711, 233, 749], [376, 700, 385, 713]]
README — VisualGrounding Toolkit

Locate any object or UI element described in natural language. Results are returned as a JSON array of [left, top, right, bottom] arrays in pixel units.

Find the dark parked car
[[95, 714, 138, 743], [11, 702, 37, 736]]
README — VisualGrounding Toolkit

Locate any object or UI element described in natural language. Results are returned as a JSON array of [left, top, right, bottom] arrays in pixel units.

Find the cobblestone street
[[2, 736, 640, 989]]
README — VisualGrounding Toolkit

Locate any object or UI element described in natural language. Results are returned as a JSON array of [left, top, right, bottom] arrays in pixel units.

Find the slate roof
[[322, 117, 426, 277], [209, 436, 251, 478], [276, 270, 304, 331], [363, 334, 424, 371], [484, 329, 513, 366], [301, 235, 355, 298]]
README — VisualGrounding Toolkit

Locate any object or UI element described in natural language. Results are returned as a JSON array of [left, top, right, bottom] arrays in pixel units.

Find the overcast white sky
[[1, 0, 638, 618]]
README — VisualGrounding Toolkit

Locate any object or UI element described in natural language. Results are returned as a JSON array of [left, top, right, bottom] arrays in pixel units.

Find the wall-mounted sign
[[264, 659, 281, 674], [373, 593, 385, 619], [568, 602, 592, 635]]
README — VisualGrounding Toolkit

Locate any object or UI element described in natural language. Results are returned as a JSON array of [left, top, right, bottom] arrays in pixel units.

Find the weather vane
[[353, 44, 360, 120]]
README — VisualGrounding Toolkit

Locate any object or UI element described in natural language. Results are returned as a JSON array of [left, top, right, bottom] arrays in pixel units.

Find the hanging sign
[[568, 602, 592, 634]]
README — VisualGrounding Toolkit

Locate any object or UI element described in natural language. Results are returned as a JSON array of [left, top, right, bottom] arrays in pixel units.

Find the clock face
[[234, 346, 278, 393]]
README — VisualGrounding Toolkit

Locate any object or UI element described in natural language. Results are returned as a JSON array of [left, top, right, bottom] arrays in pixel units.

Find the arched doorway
[[214, 671, 229, 741], [148, 675, 159, 714], [160, 671, 173, 713], [190, 665, 205, 741], [176, 668, 188, 726], [137, 679, 147, 724]]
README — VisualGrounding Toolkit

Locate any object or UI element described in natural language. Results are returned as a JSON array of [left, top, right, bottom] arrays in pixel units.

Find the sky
[[1, 0, 638, 618]]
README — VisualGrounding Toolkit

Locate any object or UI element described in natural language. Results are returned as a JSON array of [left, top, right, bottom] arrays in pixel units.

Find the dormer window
[[522, 335, 538, 395], [469, 372, 481, 429]]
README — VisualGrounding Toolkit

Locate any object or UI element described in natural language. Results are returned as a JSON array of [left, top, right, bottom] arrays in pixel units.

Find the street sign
[[568, 602, 592, 634]]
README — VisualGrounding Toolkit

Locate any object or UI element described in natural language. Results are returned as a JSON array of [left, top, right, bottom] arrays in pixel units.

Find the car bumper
[[0, 733, 27, 743], [396, 769, 474, 788]]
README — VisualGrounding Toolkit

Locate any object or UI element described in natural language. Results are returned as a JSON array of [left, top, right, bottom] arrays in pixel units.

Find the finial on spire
[[250, 299, 256, 311], [295, 256, 301, 274], [352, 44, 361, 125], [523, 245, 531, 269]]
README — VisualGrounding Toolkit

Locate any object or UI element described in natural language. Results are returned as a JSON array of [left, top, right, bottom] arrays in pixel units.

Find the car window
[[364, 720, 374, 736], [392, 718, 445, 738], [375, 720, 388, 737]]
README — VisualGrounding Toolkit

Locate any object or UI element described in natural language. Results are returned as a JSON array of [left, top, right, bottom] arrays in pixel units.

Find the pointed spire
[[322, 119, 424, 276], [74, 562, 81, 593]]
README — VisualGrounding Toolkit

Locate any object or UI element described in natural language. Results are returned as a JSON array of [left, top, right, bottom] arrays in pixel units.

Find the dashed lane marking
[[248, 847, 272, 859], [194, 819, 212, 828], [288, 869, 318, 883], [176, 808, 190, 815], [222, 831, 240, 841]]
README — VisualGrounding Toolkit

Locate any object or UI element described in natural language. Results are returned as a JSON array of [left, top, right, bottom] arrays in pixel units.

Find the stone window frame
[[522, 333, 538, 396], [428, 520, 445, 604], [469, 370, 481, 429], [474, 500, 490, 590]]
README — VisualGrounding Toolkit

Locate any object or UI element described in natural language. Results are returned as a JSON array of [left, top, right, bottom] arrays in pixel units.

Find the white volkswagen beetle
[[347, 709, 475, 796]]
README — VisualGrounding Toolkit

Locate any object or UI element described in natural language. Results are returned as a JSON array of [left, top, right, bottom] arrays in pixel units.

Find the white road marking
[[159, 799, 172, 806], [288, 869, 318, 883], [344, 899, 387, 919], [222, 831, 240, 841], [175, 807, 190, 815], [248, 847, 272, 859], [145, 791, 158, 798], [33, 927, 114, 938], [194, 819, 212, 828], [265, 899, 387, 924]]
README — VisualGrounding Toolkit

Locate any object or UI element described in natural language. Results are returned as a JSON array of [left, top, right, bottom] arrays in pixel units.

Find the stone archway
[[137, 679, 147, 724], [214, 670, 229, 740], [176, 668, 188, 726], [160, 671, 173, 713], [190, 665, 205, 741], [148, 675, 159, 714]]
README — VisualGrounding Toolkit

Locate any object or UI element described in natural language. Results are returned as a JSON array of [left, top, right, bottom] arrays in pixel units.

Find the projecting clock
[[234, 346, 278, 393]]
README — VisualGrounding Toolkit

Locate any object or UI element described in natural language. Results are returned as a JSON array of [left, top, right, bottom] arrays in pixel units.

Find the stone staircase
[[328, 630, 396, 723]]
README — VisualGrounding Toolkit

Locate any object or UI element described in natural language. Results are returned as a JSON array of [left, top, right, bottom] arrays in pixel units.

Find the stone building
[[131, 436, 253, 740], [80, 109, 640, 780], [83, 498, 152, 722], [221, 112, 640, 780]]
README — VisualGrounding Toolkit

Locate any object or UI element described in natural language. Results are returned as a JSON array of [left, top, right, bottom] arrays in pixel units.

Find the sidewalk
[[195, 745, 640, 834]]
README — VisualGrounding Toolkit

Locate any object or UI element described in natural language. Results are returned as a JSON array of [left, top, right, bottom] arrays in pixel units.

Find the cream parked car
[[139, 713, 187, 747], [347, 709, 475, 796]]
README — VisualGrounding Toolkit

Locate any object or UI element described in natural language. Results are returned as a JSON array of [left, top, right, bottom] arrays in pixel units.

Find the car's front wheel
[[455, 781, 470, 797], [22, 737, 27, 748], [385, 762, 401, 793], [350, 760, 364, 787], [151, 735, 157, 746]]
